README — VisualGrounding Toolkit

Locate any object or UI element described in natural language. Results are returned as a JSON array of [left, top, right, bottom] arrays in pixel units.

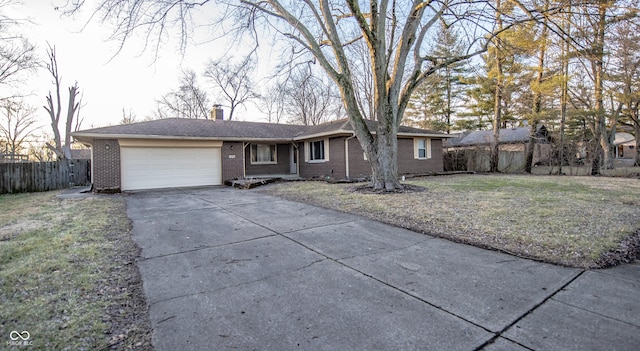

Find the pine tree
[[405, 25, 469, 133]]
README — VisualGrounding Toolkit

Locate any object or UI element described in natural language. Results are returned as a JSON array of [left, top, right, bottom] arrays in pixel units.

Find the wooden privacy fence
[[445, 149, 526, 173], [0, 159, 91, 194]]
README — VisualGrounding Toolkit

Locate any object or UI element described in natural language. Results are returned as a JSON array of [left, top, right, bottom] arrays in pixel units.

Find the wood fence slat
[[0, 159, 91, 194]]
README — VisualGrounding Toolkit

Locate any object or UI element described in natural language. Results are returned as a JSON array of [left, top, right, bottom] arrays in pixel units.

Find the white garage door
[[121, 147, 222, 190]]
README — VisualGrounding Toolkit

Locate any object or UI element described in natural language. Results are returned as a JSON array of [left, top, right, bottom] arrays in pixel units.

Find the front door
[[290, 144, 297, 174]]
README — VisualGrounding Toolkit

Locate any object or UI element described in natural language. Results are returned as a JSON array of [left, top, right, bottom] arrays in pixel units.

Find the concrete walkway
[[125, 187, 640, 351]]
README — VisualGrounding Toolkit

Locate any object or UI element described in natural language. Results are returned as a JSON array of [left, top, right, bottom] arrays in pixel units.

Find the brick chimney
[[211, 104, 224, 120]]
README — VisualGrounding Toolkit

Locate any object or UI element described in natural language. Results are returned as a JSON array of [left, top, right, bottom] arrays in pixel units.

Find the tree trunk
[[559, 4, 570, 175], [600, 133, 614, 169], [490, 0, 503, 173], [372, 124, 400, 190], [526, 1, 548, 174], [635, 122, 640, 167], [491, 88, 502, 173], [593, 2, 614, 172]]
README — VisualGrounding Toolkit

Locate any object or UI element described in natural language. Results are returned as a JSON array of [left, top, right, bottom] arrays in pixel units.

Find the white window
[[251, 144, 277, 164], [310, 140, 325, 160], [414, 138, 432, 159], [305, 139, 329, 162]]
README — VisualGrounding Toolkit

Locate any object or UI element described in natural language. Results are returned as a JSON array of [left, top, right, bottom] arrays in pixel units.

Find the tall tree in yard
[[406, 25, 469, 134], [70, 0, 560, 190], [156, 69, 210, 119], [0, 98, 39, 160], [283, 67, 342, 126], [0, 0, 38, 99], [525, 0, 551, 173], [610, 21, 640, 166], [43, 45, 82, 160], [204, 56, 258, 121], [570, 0, 638, 171], [490, 0, 508, 173]]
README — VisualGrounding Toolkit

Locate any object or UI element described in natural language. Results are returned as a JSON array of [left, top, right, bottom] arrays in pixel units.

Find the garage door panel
[[121, 147, 221, 190]]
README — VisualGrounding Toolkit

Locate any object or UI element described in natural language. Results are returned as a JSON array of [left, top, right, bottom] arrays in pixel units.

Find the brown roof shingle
[[73, 117, 451, 142], [74, 118, 308, 140]]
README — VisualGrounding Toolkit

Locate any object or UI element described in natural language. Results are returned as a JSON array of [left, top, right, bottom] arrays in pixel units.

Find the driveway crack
[[548, 298, 640, 328], [473, 269, 586, 350], [137, 234, 276, 261]]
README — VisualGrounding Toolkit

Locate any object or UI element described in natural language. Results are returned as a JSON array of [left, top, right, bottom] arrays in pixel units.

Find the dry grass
[[260, 174, 640, 268], [0, 192, 151, 350]]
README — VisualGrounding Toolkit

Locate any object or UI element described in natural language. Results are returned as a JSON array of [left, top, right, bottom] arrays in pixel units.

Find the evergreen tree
[[405, 25, 469, 133]]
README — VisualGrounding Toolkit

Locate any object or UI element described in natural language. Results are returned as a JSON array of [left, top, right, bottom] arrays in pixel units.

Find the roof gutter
[[71, 133, 296, 143], [344, 133, 357, 180]]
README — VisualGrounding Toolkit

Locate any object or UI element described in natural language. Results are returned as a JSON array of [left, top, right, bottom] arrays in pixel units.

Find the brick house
[[72, 118, 451, 192]]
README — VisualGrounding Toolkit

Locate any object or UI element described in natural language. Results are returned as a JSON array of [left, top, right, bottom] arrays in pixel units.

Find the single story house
[[442, 126, 551, 172], [613, 132, 636, 160], [72, 117, 452, 192], [443, 126, 550, 150]]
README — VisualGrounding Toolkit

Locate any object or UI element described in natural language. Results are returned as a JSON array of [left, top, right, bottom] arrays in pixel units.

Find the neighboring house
[[72, 117, 451, 192], [70, 148, 92, 160], [444, 126, 550, 150], [613, 132, 636, 159], [613, 132, 637, 167], [443, 126, 551, 172]]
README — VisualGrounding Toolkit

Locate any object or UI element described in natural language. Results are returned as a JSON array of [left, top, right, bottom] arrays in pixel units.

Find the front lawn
[[261, 174, 640, 268], [0, 192, 151, 350]]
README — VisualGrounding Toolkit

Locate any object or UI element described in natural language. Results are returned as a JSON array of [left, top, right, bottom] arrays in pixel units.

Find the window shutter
[[324, 138, 330, 161], [427, 138, 432, 159]]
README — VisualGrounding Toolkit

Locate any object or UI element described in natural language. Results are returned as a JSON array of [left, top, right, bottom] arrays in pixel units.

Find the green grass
[[0, 192, 134, 350], [261, 175, 640, 268]]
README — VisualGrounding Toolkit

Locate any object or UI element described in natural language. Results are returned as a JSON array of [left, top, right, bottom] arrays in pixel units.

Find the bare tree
[[258, 81, 287, 124], [73, 0, 561, 190], [120, 107, 138, 124], [569, 1, 638, 171], [525, 0, 551, 173], [43, 44, 81, 160], [26, 132, 54, 162], [611, 21, 640, 166], [283, 67, 341, 126], [0, 0, 37, 97], [0, 97, 39, 161], [156, 69, 210, 119], [232, 1, 555, 189], [204, 56, 258, 121]]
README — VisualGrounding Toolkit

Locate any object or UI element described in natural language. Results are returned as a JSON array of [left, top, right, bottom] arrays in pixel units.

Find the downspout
[[345, 133, 356, 180], [87, 142, 95, 191], [243, 141, 249, 179], [294, 142, 300, 176]]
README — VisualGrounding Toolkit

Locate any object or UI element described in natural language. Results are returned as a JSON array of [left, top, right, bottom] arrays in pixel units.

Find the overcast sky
[[8, 1, 270, 136]]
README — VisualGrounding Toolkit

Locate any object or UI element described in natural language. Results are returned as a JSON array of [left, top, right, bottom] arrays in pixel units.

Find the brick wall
[[397, 138, 444, 174], [346, 138, 371, 179], [221, 141, 244, 181], [299, 137, 346, 179], [92, 139, 121, 192], [245, 143, 292, 176], [299, 137, 446, 180]]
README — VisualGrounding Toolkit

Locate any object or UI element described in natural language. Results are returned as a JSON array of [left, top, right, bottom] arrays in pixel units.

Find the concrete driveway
[[126, 187, 640, 351]]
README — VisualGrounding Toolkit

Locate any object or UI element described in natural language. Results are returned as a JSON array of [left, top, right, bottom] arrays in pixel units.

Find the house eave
[[293, 130, 452, 141], [294, 130, 353, 141], [397, 132, 456, 138], [72, 133, 296, 144]]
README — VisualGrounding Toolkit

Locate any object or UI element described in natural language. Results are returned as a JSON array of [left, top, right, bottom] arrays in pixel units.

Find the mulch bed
[[349, 183, 428, 194]]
